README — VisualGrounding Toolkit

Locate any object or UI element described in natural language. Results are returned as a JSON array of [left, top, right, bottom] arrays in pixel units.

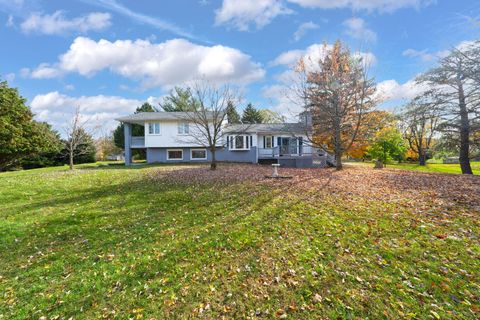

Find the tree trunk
[[335, 150, 343, 170], [333, 111, 343, 171], [418, 154, 426, 166], [210, 147, 217, 170], [69, 149, 74, 170], [418, 148, 426, 166], [374, 160, 384, 169], [458, 82, 473, 174]]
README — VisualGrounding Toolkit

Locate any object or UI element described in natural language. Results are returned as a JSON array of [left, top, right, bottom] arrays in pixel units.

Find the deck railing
[[131, 136, 145, 148], [258, 145, 320, 158]]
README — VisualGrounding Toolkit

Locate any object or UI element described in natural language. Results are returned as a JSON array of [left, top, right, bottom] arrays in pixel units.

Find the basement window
[[191, 149, 207, 160], [167, 149, 183, 160]]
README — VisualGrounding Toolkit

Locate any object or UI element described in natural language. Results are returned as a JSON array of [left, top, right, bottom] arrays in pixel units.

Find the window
[[229, 135, 251, 150], [178, 122, 189, 135], [265, 136, 273, 148], [148, 122, 161, 135], [167, 149, 183, 160], [191, 149, 207, 160], [235, 136, 244, 149]]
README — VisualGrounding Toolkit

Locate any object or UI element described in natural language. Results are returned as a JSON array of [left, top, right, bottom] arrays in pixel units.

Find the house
[[116, 111, 330, 167]]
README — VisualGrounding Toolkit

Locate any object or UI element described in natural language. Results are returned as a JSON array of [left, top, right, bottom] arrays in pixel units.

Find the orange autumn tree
[[295, 41, 377, 169], [347, 110, 396, 159]]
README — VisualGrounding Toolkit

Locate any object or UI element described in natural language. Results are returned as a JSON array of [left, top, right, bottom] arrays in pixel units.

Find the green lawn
[[1, 163, 479, 319], [349, 161, 480, 175]]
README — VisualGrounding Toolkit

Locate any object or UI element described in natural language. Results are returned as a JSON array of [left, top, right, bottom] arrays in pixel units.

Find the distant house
[[443, 157, 460, 164], [116, 111, 331, 167]]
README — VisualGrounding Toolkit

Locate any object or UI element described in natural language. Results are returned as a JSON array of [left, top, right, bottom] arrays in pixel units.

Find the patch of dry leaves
[[148, 164, 480, 215]]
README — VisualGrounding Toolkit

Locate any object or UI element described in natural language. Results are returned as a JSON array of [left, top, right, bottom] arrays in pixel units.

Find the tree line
[[0, 79, 282, 171], [292, 40, 479, 174], [0, 81, 99, 171], [1, 39, 478, 173]]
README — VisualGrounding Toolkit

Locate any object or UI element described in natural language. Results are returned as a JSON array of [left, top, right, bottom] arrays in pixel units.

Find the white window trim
[[177, 122, 190, 135], [167, 149, 183, 160], [147, 122, 162, 136], [265, 136, 273, 148], [190, 148, 207, 160], [230, 135, 251, 151]]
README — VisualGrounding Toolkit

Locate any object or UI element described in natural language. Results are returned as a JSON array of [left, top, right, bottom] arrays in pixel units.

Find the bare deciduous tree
[[96, 128, 121, 161], [176, 81, 240, 170], [64, 107, 96, 170], [402, 94, 442, 165]]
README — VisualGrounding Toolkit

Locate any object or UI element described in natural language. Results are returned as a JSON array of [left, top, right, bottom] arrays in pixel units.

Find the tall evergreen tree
[[417, 42, 480, 174], [159, 87, 198, 112], [20, 123, 63, 169], [241, 103, 264, 124], [0, 81, 60, 171], [225, 101, 241, 124], [67, 128, 96, 165], [259, 109, 285, 123], [113, 102, 157, 149]]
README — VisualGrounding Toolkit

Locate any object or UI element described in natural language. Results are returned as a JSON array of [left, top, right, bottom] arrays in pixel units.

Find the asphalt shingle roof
[[224, 123, 309, 134]]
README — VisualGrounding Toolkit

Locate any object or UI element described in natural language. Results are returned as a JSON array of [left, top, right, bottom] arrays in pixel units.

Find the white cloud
[[30, 63, 63, 79], [343, 17, 377, 42], [0, 0, 27, 13], [215, 0, 293, 31], [270, 49, 306, 67], [402, 40, 477, 63], [267, 43, 377, 119], [20, 11, 111, 35], [3, 72, 15, 82], [28, 37, 265, 89], [286, 0, 433, 12], [293, 21, 319, 41], [214, 0, 431, 30], [6, 14, 14, 26], [376, 79, 430, 102], [271, 43, 377, 68], [264, 78, 430, 119], [262, 84, 302, 121], [402, 49, 435, 62], [402, 48, 449, 62], [30, 91, 163, 136]]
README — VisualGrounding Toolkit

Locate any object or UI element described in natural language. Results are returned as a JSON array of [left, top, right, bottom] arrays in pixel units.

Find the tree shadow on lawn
[[2, 164, 479, 318], [1, 170, 296, 318]]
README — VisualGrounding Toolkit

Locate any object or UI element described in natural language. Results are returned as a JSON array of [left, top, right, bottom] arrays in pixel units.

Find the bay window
[[229, 135, 251, 150]]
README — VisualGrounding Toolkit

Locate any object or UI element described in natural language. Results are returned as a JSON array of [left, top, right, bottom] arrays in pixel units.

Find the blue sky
[[0, 0, 479, 132]]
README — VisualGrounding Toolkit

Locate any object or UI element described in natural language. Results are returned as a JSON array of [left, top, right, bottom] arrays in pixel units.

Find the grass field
[[1, 163, 479, 319], [348, 161, 480, 175]]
